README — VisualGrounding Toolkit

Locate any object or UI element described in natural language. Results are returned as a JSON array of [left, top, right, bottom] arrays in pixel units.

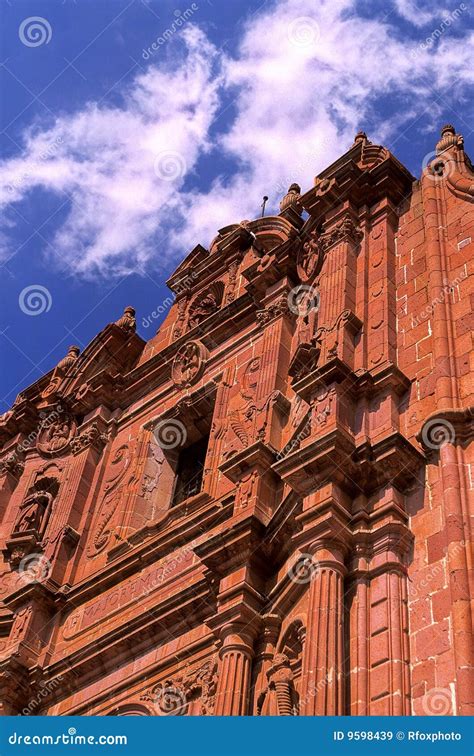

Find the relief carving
[[69, 423, 108, 456], [87, 443, 130, 557], [36, 412, 76, 457], [41, 345, 80, 400], [12, 476, 59, 539], [0, 452, 24, 479], [141, 657, 218, 716], [172, 341, 208, 389], [298, 229, 324, 282], [223, 359, 279, 457], [225, 258, 241, 304], [318, 214, 363, 253], [188, 292, 218, 330]]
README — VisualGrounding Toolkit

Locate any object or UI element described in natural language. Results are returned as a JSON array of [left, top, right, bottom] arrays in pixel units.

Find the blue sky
[[0, 0, 472, 411]]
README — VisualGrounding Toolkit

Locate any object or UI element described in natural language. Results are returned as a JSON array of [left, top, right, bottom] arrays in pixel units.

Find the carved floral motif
[[140, 658, 218, 716]]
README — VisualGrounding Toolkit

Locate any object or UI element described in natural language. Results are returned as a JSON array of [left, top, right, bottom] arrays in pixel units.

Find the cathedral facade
[[0, 125, 472, 716]]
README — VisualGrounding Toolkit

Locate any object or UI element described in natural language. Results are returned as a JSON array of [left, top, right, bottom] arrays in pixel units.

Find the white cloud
[[0, 0, 472, 275], [0, 26, 221, 276], [393, 0, 442, 27]]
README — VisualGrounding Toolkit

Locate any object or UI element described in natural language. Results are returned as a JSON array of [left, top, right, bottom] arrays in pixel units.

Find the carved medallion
[[36, 412, 76, 457], [172, 341, 208, 389]]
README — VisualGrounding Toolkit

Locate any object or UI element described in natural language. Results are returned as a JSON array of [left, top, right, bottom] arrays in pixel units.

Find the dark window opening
[[171, 435, 209, 507]]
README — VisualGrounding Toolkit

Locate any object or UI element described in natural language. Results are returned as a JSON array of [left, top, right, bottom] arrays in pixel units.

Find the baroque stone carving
[[172, 296, 189, 341], [280, 183, 302, 214], [69, 423, 108, 456], [36, 412, 76, 457], [42, 345, 80, 399], [257, 653, 299, 716], [141, 658, 218, 716], [319, 214, 363, 252], [0, 452, 24, 479], [87, 443, 130, 557], [14, 491, 53, 535], [223, 359, 279, 457], [188, 292, 218, 329], [256, 296, 292, 327], [225, 258, 241, 304], [13, 476, 59, 537], [298, 229, 324, 281], [172, 341, 208, 389], [115, 306, 136, 333]]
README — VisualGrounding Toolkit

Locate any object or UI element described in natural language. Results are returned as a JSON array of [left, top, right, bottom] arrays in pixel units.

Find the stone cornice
[[417, 406, 474, 456]]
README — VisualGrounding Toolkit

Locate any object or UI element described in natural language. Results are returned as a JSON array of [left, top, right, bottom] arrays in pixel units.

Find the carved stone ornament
[[41, 345, 80, 400], [13, 490, 53, 535], [115, 306, 136, 333], [140, 658, 218, 716], [298, 230, 324, 282], [0, 452, 24, 479], [172, 341, 208, 389], [69, 423, 108, 456], [87, 443, 130, 557], [36, 411, 76, 457], [256, 296, 292, 327], [319, 214, 363, 252], [280, 183, 302, 214]]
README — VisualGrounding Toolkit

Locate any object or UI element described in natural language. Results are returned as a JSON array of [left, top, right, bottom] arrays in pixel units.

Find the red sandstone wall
[[0, 126, 472, 717]]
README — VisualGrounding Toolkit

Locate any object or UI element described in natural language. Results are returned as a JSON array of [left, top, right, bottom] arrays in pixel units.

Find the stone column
[[251, 613, 281, 714], [300, 541, 346, 715], [214, 624, 255, 715]]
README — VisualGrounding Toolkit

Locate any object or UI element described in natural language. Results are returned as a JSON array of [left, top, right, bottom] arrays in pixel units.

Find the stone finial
[[436, 123, 463, 155], [279, 183, 302, 214], [353, 130, 368, 145], [57, 345, 80, 372], [115, 306, 136, 333]]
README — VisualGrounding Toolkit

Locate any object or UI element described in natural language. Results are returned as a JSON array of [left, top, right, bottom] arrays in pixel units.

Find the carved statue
[[115, 306, 136, 333], [13, 491, 52, 534]]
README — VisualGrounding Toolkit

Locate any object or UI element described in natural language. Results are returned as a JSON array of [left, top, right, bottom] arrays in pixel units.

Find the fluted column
[[214, 624, 255, 715], [300, 542, 346, 715]]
